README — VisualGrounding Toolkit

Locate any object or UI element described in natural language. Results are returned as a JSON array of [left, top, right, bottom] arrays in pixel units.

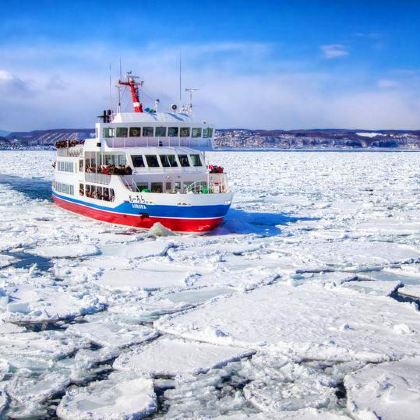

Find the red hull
[[53, 195, 223, 233]]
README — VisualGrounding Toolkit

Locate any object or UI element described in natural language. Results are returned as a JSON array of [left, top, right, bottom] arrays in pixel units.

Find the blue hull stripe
[[52, 192, 230, 219]]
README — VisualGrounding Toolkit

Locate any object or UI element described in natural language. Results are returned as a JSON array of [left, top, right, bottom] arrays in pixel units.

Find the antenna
[[185, 88, 199, 114], [117, 57, 122, 112], [179, 51, 182, 102]]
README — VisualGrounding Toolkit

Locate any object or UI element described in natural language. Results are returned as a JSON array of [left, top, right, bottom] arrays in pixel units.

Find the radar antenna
[[118, 71, 144, 113]]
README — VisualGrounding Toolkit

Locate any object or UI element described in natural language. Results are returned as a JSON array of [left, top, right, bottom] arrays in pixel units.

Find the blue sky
[[1, 0, 420, 130]]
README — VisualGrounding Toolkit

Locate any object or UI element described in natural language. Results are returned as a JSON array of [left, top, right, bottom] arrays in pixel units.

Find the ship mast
[[118, 71, 143, 113]]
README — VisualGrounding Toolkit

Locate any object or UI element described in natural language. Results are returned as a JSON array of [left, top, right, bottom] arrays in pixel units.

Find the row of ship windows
[[80, 184, 115, 201], [83, 153, 203, 169], [131, 154, 202, 168], [102, 127, 213, 139], [57, 161, 75, 172], [53, 181, 74, 195]]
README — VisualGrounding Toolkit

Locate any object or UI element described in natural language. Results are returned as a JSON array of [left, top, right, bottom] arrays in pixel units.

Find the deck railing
[[56, 146, 83, 157]]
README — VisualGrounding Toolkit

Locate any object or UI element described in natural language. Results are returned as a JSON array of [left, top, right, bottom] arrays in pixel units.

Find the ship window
[[116, 127, 128, 137], [145, 155, 160, 167], [103, 127, 114, 138], [103, 187, 110, 201], [168, 127, 179, 137], [178, 154, 190, 167], [180, 127, 190, 137], [142, 127, 154, 137], [174, 182, 181, 192], [129, 127, 141, 137], [79, 184, 84, 196], [160, 155, 178, 167], [151, 182, 163, 193], [137, 183, 149, 192], [192, 128, 202, 138], [190, 154, 202, 167], [79, 160, 83, 171], [110, 188, 115, 202], [131, 155, 145, 167], [203, 127, 213, 138], [165, 182, 172, 192], [156, 126, 167, 137]]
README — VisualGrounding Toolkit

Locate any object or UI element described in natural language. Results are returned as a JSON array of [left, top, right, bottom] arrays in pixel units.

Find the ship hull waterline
[[52, 194, 226, 233]]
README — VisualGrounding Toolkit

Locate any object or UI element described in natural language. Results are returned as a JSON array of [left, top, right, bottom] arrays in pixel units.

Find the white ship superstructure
[[52, 73, 233, 232]]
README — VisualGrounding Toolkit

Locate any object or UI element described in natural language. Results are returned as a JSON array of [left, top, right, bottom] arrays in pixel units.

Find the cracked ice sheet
[[157, 282, 420, 362], [1, 284, 106, 323], [66, 316, 158, 348], [344, 357, 420, 420], [57, 371, 157, 420], [114, 336, 253, 376]]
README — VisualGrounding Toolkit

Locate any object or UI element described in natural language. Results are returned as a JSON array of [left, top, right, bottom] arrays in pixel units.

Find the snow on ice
[[0, 150, 419, 418]]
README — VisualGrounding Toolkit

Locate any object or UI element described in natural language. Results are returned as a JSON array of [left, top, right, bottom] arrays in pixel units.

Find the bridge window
[[131, 155, 145, 167], [116, 127, 128, 137], [178, 154, 190, 167], [190, 154, 202, 167], [192, 128, 202, 138], [145, 155, 160, 168], [156, 126, 167, 137], [151, 182, 163, 193], [168, 127, 179, 137], [203, 127, 213, 138], [103, 127, 115, 138], [142, 127, 154, 137], [160, 155, 178, 167], [180, 127, 190, 137], [129, 127, 141, 137]]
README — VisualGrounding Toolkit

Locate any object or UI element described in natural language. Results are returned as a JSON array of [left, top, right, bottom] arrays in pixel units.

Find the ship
[[52, 72, 233, 232]]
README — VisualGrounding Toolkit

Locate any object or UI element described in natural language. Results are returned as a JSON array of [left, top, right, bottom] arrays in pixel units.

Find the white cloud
[[0, 41, 420, 131], [320, 44, 349, 59]]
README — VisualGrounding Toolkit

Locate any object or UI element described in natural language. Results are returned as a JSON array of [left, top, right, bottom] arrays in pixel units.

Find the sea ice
[[157, 282, 420, 362], [344, 357, 420, 420], [57, 372, 157, 419], [66, 317, 158, 348], [114, 336, 253, 376]]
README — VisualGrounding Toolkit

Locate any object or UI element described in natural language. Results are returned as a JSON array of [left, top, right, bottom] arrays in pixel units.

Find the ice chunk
[[100, 239, 173, 258], [345, 357, 420, 420], [0, 255, 16, 268], [57, 372, 157, 419], [114, 337, 253, 376], [66, 318, 158, 348], [399, 284, 420, 299], [341, 280, 401, 297]]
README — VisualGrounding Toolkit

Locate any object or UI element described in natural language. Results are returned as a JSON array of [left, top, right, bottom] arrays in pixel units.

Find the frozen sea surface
[[0, 150, 419, 419]]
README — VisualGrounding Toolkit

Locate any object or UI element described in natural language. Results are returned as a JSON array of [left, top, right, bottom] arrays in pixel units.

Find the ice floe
[[57, 372, 157, 419], [345, 357, 420, 420], [114, 337, 253, 376], [157, 282, 420, 362]]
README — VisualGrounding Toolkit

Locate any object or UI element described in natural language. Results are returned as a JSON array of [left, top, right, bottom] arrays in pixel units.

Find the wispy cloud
[[320, 44, 349, 59]]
